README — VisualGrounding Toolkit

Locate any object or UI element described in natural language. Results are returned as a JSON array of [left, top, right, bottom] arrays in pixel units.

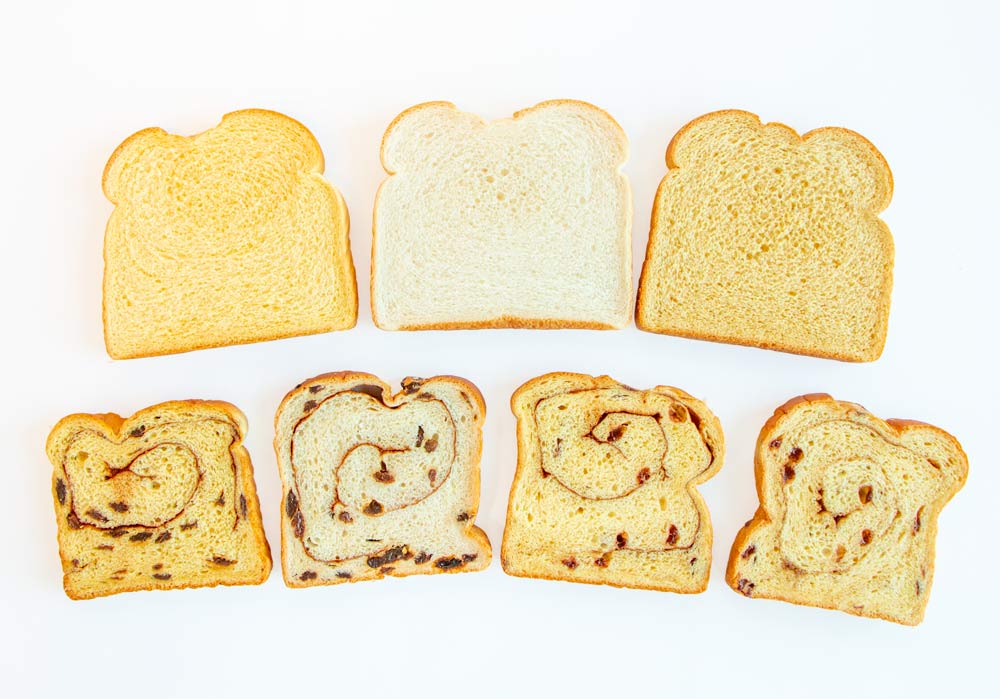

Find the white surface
[[2, 1, 996, 696]]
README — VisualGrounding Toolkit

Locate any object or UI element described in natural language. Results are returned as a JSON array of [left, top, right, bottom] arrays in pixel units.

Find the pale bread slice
[[103, 109, 357, 359], [274, 372, 491, 586], [727, 394, 967, 625], [502, 373, 724, 592], [371, 100, 632, 330], [46, 401, 272, 600], [636, 110, 893, 362]]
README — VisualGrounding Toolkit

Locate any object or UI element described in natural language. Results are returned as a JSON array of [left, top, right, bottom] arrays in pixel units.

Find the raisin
[[363, 500, 384, 516], [292, 510, 305, 538], [303, 400, 317, 412], [211, 556, 236, 566], [434, 557, 464, 570], [456, 512, 470, 522], [155, 531, 172, 544], [616, 533, 628, 549], [769, 438, 782, 449], [689, 557, 698, 565], [338, 510, 353, 523], [299, 571, 318, 581], [554, 437, 562, 457], [86, 509, 109, 523], [607, 424, 627, 442], [428, 469, 437, 484], [380, 567, 395, 574], [130, 532, 153, 542], [285, 491, 299, 519], [67, 512, 82, 529], [107, 527, 129, 537], [416, 425, 425, 447], [351, 383, 384, 400], [55, 479, 66, 505], [668, 404, 688, 422], [180, 521, 197, 531], [424, 434, 439, 453], [788, 447, 803, 463], [413, 552, 432, 564], [373, 463, 394, 483], [109, 502, 129, 513], [736, 578, 755, 597], [367, 546, 408, 568], [637, 468, 651, 485], [783, 464, 796, 482], [741, 544, 756, 559], [215, 491, 225, 506], [666, 524, 679, 546], [152, 573, 172, 580], [130, 425, 146, 438], [308, 385, 322, 394], [462, 553, 477, 563], [562, 557, 578, 569], [95, 544, 114, 551], [860, 529, 873, 545], [335, 571, 352, 579], [153, 563, 163, 570], [401, 378, 424, 395], [240, 494, 248, 517], [594, 554, 610, 568]]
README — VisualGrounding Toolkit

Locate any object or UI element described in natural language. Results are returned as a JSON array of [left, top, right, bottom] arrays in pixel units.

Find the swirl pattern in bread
[[46, 401, 272, 599], [727, 394, 968, 624], [274, 372, 491, 585], [502, 373, 724, 592]]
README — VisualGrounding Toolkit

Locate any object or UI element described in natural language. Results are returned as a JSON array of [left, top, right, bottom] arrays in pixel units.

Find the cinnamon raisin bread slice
[[274, 372, 491, 586], [46, 401, 272, 600], [502, 373, 724, 592], [727, 395, 968, 624]]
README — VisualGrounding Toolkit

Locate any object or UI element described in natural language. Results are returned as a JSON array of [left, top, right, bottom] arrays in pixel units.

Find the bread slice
[[636, 110, 893, 362], [274, 372, 491, 586], [103, 109, 357, 359], [727, 394, 967, 625], [46, 401, 272, 599], [502, 373, 724, 592], [371, 100, 632, 330]]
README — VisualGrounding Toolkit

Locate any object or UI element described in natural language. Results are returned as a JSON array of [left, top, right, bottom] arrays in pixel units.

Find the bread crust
[[501, 372, 724, 592], [47, 400, 272, 599], [371, 100, 631, 331], [636, 109, 894, 362], [102, 109, 358, 359], [274, 372, 491, 586], [726, 394, 968, 624]]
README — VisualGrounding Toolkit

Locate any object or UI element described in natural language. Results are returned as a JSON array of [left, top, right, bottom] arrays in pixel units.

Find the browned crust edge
[[46, 400, 273, 600], [102, 108, 358, 360], [724, 393, 968, 625], [635, 109, 894, 363], [273, 371, 491, 587], [370, 100, 630, 331], [500, 372, 724, 593]]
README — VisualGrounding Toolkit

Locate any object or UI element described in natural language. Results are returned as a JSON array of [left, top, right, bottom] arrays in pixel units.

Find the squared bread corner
[[727, 394, 967, 625], [371, 100, 633, 330], [502, 373, 724, 592], [46, 401, 272, 600], [274, 372, 491, 586], [102, 109, 357, 359], [636, 110, 894, 362]]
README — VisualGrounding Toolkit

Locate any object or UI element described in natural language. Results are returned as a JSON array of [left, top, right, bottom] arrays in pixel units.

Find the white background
[[2, 1, 997, 696]]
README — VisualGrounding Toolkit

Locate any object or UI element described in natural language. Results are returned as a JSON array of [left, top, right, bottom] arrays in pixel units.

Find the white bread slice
[[274, 372, 491, 586], [46, 401, 272, 599], [371, 100, 632, 330], [502, 373, 724, 592], [636, 110, 893, 361], [103, 109, 357, 359], [727, 394, 967, 625]]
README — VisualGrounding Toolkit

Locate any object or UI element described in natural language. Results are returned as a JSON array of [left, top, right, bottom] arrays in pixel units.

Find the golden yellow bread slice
[[46, 401, 272, 599], [636, 110, 893, 361], [727, 394, 967, 625], [371, 100, 632, 330], [103, 109, 357, 359], [274, 372, 491, 586], [502, 373, 724, 592]]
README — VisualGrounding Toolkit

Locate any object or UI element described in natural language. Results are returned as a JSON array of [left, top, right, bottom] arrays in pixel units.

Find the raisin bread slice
[[727, 395, 968, 624], [46, 401, 272, 599], [636, 110, 893, 361], [502, 373, 724, 592], [274, 372, 491, 586]]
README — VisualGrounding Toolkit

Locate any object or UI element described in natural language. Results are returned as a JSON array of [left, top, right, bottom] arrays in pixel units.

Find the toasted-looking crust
[[502, 373, 724, 592], [371, 100, 632, 330], [274, 372, 491, 586], [103, 108, 357, 359], [726, 394, 967, 624], [46, 400, 272, 599], [636, 109, 894, 362]]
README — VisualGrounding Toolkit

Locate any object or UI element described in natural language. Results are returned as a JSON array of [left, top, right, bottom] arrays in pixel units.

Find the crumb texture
[[274, 373, 491, 586], [372, 100, 632, 330], [727, 395, 967, 625], [637, 110, 893, 361], [502, 373, 723, 592], [46, 401, 272, 599], [103, 109, 356, 359]]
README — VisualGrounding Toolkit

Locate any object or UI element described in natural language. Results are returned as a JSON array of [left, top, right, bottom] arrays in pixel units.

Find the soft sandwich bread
[[103, 109, 357, 359], [274, 372, 491, 586], [46, 401, 272, 599], [636, 110, 894, 361], [371, 100, 632, 330], [727, 394, 967, 624], [502, 373, 724, 592]]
